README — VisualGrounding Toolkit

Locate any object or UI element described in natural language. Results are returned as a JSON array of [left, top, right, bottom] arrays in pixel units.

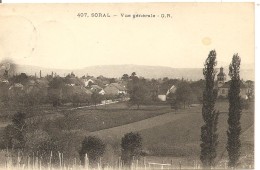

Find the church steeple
[[217, 67, 226, 87]]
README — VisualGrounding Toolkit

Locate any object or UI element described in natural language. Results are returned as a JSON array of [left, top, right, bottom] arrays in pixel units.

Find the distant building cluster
[[216, 67, 254, 100], [0, 69, 128, 105], [156, 67, 254, 102], [0, 67, 254, 106]]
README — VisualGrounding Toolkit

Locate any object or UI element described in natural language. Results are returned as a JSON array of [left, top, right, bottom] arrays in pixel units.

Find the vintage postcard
[[0, 3, 255, 170]]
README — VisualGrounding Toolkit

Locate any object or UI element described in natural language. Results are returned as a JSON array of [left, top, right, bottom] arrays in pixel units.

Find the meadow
[[0, 100, 254, 169]]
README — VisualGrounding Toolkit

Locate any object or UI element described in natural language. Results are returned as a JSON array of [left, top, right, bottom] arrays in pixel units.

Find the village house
[[158, 84, 176, 101], [90, 84, 105, 95], [82, 78, 95, 87], [103, 83, 127, 96]]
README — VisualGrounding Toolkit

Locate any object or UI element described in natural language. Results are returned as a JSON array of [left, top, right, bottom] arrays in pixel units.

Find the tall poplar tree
[[200, 50, 220, 168], [226, 54, 242, 168]]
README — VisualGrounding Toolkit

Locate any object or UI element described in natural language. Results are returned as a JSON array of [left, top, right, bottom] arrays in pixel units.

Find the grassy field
[[0, 102, 172, 132], [36, 102, 172, 132], [0, 102, 174, 166], [84, 101, 254, 168], [0, 100, 254, 168], [138, 101, 254, 166]]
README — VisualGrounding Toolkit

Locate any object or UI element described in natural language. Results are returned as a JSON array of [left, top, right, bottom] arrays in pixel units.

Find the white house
[[158, 84, 177, 102]]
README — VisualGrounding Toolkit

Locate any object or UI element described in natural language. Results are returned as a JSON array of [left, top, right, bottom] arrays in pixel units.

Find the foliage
[[175, 81, 193, 108], [109, 78, 116, 84], [121, 74, 129, 81], [48, 88, 63, 107], [48, 77, 64, 89], [148, 79, 160, 102], [190, 79, 205, 104], [23, 86, 48, 106], [79, 136, 106, 166], [2, 112, 27, 150], [200, 50, 219, 168], [127, 74, 148, 109], [10, 73, 29, 85], [0, 82, 9, 103], [48, 77, 65, 107], [121, 132, 142, 167], [167, 92, 180, 110], [24, 129, 61, 164], [227, 54, 242, 168], [91, 90, 103, 108]]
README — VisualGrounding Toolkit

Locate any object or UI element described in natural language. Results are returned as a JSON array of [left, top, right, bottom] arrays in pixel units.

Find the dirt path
[[68, 101, 119, 111], [90, 112, 196, 141]]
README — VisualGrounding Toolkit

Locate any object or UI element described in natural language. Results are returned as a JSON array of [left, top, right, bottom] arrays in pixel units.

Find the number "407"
[[77, 13, 88, 17]]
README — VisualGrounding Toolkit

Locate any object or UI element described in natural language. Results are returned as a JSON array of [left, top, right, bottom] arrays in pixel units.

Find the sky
[[0, 3, 255, 70]]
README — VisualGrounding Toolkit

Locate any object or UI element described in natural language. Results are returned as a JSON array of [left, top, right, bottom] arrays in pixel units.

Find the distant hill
[[13, 64, 254, 81]]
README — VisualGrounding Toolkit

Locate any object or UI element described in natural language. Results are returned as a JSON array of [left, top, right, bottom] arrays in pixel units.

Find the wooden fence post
[[179, 161, 182, 170]]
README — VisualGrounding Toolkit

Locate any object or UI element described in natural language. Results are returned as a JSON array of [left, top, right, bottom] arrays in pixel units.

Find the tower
[[217, 67, 226, 88]]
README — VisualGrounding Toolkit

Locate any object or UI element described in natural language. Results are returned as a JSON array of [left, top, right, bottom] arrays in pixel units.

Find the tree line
[[124, 72, 205, 109]]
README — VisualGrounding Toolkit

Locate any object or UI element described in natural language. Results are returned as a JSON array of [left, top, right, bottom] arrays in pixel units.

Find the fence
[[0, 152, 254, 170]]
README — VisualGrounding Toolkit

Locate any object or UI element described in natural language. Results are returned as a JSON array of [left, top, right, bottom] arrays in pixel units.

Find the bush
[[121, 132, 142, 167], [79, 136, 106, 166], [2, 112, 27, 150]]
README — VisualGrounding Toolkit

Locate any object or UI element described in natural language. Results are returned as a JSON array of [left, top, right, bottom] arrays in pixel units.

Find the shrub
[[79, 136, 106, 166], [2, 112, 27, 150], [121, 132, 142, 167]]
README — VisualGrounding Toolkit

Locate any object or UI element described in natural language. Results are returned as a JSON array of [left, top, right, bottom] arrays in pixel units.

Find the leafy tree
[[2, 125, 16, 149], [3, 70, 8, 79], [175, 81, 193, 108], [149, 79, 159, 102], [121, 132, 142, 167], [48, 77, 64, 107], [37, 138, 60, 164], [0, 82, 9, 103], [226, 54, 242, 168], [79, 136, 106, 166], [48, 88, 62, 107], [167, 92, 180, 110], [122, 74, 129, 81], [109, 78, 116, 84], [127, 77, 147, 109], [10, 73, 29, 85], [24, 130, 61, 164], [24, 85, 47, 106], [91, 90, 103, 109], [48, 77, 64, 89], [200, 50, 220, 168], [190, 79, 205, 103], [130, 72, 136, 79], [8, 85, 26, 106], [3, 112, 27, 150]]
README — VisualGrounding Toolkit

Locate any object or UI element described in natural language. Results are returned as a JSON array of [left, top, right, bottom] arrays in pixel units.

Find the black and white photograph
[[0, 3, 255, 169]]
